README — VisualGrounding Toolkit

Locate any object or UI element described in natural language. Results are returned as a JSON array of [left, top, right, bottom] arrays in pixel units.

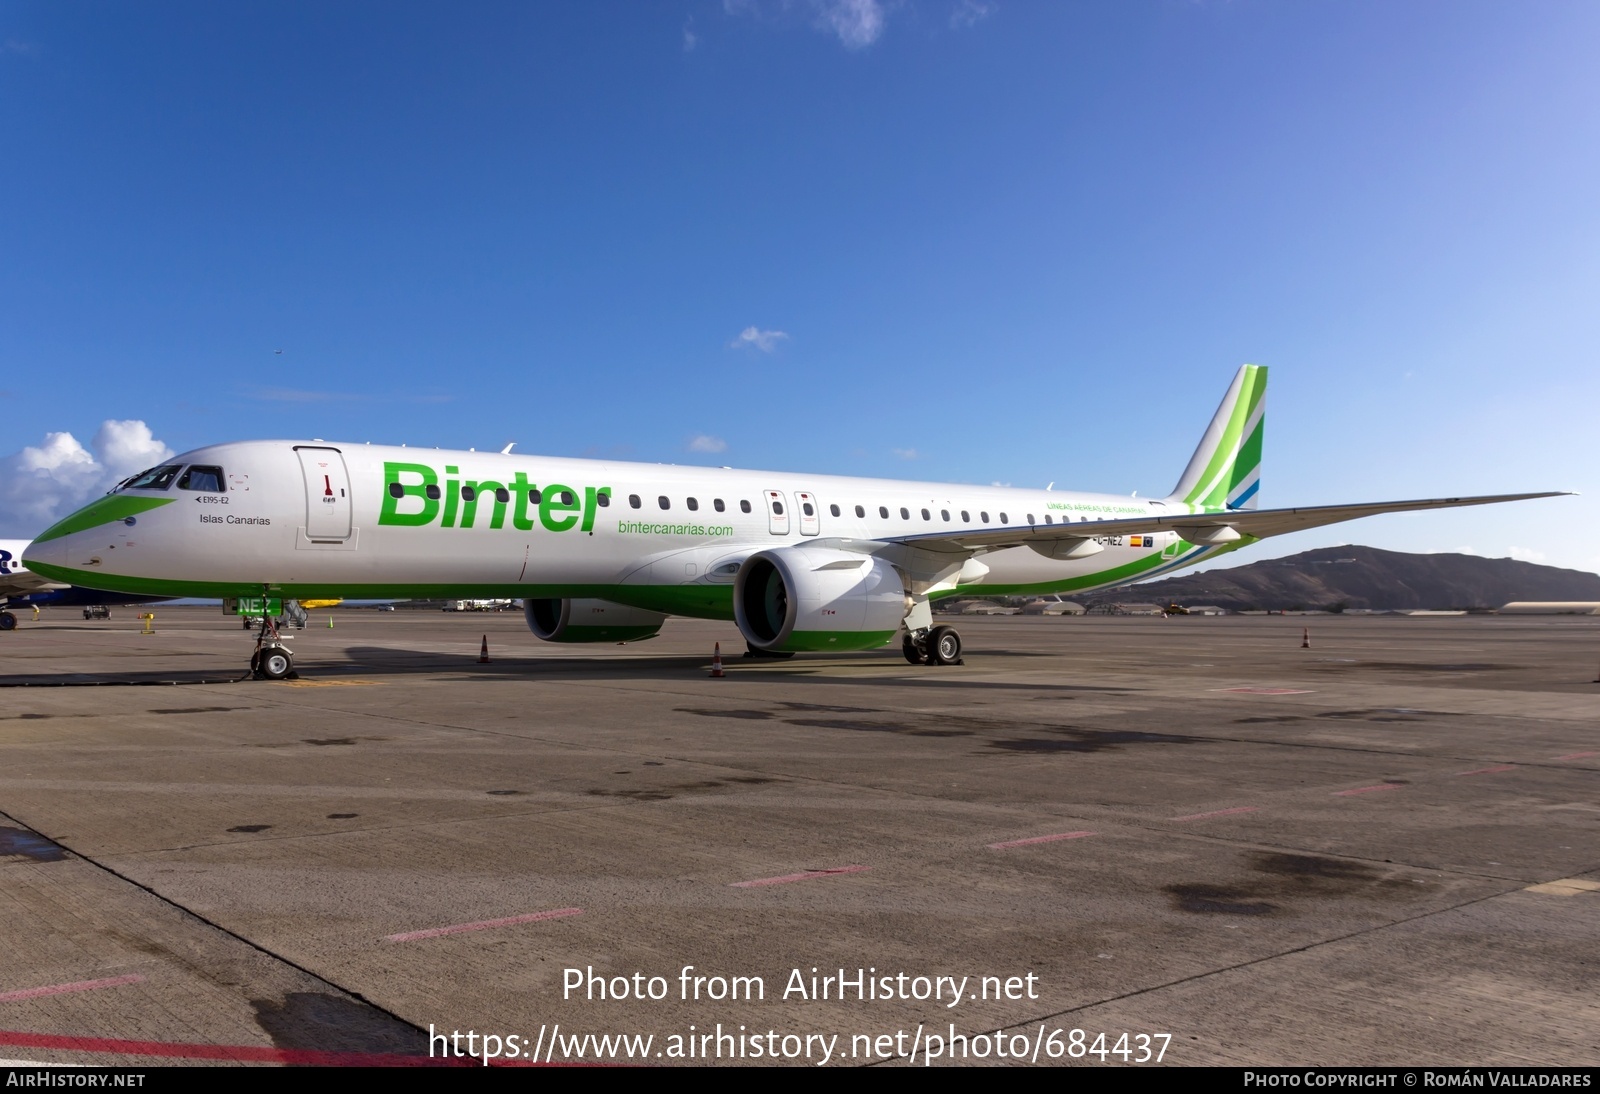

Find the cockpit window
[[120, 465, 183, 491], [177, 465, 224, 492]]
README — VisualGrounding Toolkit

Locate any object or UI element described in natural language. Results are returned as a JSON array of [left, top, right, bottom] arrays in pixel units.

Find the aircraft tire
[[257, 648, 294, 680], [902, 635, 926, 665], [0, 611, 16, 631], [929, 625, 963, 666]]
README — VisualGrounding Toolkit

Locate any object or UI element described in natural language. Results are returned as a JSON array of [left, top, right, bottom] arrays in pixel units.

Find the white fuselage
[[23, 440, 1218, 609]]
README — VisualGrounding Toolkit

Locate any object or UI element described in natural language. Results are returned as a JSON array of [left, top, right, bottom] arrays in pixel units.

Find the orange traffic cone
[[478, 635, 491, 664], [1301, 627, 1310, 649], [710, 642, 725, 678]]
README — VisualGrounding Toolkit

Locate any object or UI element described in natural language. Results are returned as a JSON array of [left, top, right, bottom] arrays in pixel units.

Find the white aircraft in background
[[23, 366, 1564, 677], [0, 539, 170, 630]]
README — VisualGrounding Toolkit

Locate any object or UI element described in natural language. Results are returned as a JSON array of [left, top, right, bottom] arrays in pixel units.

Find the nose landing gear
[[249, 613, 296, 680]]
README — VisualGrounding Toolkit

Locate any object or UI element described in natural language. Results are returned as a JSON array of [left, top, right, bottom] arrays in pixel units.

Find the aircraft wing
[[0, 571, 70, 599], [885, 492, 1572, 554]]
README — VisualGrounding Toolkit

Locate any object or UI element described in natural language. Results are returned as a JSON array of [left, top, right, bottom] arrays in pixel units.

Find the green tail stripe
[[1198, 415, 1264, 509], [1184, 366, 1266, 507]]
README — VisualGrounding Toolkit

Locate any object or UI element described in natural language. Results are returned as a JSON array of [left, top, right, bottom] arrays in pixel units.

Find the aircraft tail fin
[[1166, 364, 1266, 511]]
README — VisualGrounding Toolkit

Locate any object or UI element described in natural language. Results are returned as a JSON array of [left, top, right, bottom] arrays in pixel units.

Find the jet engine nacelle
[[524, 598, 666, 643], [734, 547, 906, 654]]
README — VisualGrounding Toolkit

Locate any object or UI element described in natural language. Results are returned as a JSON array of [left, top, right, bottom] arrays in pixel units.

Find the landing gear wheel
[[0, 611, 16, 631], [256, 647, 294, 680], [902, 635, 928, 665], [929, 625, 963, 666]]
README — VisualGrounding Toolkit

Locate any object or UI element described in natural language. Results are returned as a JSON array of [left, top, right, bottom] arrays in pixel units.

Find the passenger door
[[295, 446, 353, 541]]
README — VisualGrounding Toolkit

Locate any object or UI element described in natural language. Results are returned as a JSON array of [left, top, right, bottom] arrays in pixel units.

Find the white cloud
[[813, 0, 887, 48], [892, 447, 919, 460], [93, 420, 172, 480], [950, 0, 994, 29], [729, 326, 789, 353], [1507, 546, 1547, 564], [724, 0, 890, 50], [683, 17, 698, 51], [689, 434, 728, 453], [0, 421, 174, 536]]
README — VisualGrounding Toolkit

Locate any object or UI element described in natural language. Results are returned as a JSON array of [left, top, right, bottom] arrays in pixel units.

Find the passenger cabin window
[[981, 511, 989, 523], [878, 506, 888, 519], [530, 489, 543, 503], [941, 509, 950, 522], [388, 482, 405, 498], [629, 494, 642, 509], [960, 510, 969, 522], [802, 502, 814, 516], [855, 505, 865, 518], [921, 508, 931, 521], [558, 491, 573, 505], [1026, 513, 1035, 523], [496, 487, 511, 503], [687, 497, 699, 511], [999, 512, 1008, 524], [1044, 514, 1054, 524], [772, 501, 784, 515], [124, 465, 183, 491], [461, 486, 477, 502], [740, 500, 752, 513], [426, 485, 442, 501], [597, 491, 609, 507], [714, 499, 725, 512], [177, 466, 224, 492], [900, 507, 910, 520], [829, 504, 840, 517], [658, 496, 671, 510]]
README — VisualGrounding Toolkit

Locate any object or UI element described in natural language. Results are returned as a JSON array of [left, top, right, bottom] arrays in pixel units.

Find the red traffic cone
[[710, 642, 725, 678], [1301, 627, 1310, 649], [478, 635, 491, 664]]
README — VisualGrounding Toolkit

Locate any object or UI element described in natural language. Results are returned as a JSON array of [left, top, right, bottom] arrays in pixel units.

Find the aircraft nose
[[21, 538, 63, 571]]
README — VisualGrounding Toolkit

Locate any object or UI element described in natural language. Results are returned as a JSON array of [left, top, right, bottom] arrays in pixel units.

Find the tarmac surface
[[0, 606, 1596, 1067]]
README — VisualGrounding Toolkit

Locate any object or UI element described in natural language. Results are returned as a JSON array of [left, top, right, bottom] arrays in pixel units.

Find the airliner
[[0, 539, 169, 630], [21, 366, 1563, 676]]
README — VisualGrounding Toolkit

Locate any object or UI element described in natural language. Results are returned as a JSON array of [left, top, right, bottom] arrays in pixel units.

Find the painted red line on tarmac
[[1557, 751, 1597, 761], [1456, 764, 1516, 777], [1172, 807, 1259, 822], [386, 908, 582, 943], [0, 1030, 483, 1066], [1334, 783, 1404, 796], [987, 831, 1095, 850], [731, 866, 869, 888], [0, 975, 145, 1003]]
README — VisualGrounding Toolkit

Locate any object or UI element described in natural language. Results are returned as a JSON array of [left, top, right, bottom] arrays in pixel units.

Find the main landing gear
[[903, 625, 963, 666], [249, 613, 296, 680], [0, 610, 17, 632]]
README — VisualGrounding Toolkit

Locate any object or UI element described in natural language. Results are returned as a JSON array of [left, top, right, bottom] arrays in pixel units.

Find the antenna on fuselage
[[501, 442, 516, 454]]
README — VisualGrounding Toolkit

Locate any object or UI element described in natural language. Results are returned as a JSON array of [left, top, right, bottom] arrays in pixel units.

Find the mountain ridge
[[1083, 546, 1600, 612]]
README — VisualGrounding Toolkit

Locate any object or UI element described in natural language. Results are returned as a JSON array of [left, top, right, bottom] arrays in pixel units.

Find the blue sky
[[3, 1, 1596, 573]]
